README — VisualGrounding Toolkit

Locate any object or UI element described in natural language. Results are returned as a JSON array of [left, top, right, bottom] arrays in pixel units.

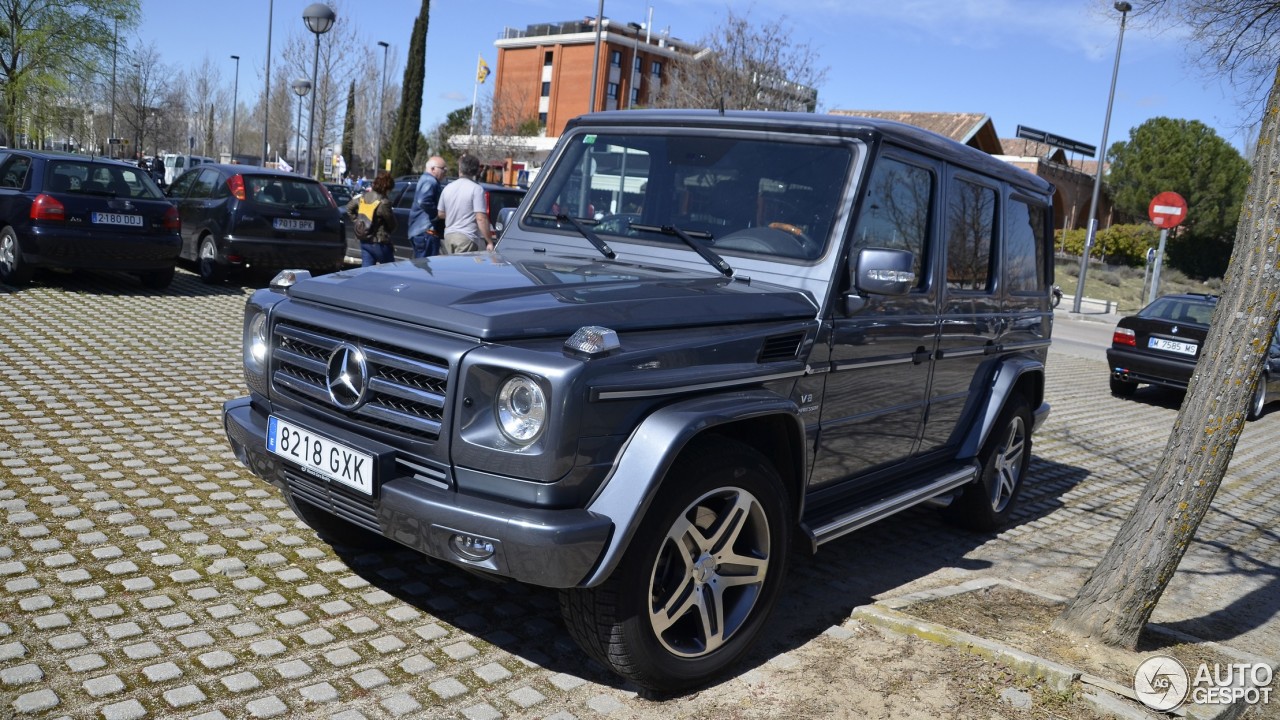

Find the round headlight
[[246, 312, 269, 372], [495, 375, 546, 445]]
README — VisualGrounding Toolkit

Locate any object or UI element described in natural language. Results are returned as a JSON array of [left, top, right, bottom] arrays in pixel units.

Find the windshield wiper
[[630, 223, 733, 278], [529, 212, 616, 259]]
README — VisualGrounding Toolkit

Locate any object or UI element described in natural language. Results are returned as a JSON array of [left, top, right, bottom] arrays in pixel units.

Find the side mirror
[[496, 206, 517, 238], [854, 248, 916, 296]]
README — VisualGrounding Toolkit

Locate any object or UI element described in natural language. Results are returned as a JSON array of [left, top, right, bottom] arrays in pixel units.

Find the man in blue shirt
[[408, 156, 447, 258]]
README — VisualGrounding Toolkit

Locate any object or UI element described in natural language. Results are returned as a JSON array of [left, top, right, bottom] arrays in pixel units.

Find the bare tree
[[184, 56, 224, 157], [654, 7, 826, 112], [1053, 1, 1280, 648], [120, 44, 173, 160]]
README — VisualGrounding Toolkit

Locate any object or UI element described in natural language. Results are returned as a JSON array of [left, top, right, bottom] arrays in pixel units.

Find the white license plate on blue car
[[1149, 337, 1197, 356], [91, 212, 142, 227], [267, 416, 374, 495], [273, 218, 315, 231]]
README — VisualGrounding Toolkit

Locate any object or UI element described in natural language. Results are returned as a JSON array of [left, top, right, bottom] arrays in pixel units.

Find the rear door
[[240, 176, 341, 243], [918, 169, 1003, 455]]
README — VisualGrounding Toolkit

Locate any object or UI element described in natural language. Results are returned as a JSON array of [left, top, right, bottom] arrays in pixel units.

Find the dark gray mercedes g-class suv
[[224, 110, 1055, 691]]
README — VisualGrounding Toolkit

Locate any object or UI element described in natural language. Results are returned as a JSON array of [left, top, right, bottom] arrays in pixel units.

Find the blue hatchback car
[[0, 150, 182, 289]]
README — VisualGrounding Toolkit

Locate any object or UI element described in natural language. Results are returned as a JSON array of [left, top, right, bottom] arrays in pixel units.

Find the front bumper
[[222, 397, 612, 588]]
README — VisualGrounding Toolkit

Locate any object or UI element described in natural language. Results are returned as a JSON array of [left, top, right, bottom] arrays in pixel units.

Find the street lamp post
[[1074, 1, 1132, 314], [132, 63, 142, 160], [302, 3, 336, 178], [110, 14, 121, 155], [375, 40, 389, 175], [262, 0, 274, 166], [230, 55, 240, 159], [291, 79, 312, 172]]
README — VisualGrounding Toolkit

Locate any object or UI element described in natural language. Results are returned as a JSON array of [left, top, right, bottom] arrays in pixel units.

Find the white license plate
[[273, 218, 315, 231], [1149, 337, 1198, 356], [266, 416, 374, 495], [91, 212, 143, 227]]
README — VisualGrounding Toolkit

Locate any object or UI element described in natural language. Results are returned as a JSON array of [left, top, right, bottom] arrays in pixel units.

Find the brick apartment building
[[492, 17, 702, 137]]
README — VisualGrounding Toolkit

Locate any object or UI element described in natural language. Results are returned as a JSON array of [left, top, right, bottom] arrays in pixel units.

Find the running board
[[803, 464, 979, 551]]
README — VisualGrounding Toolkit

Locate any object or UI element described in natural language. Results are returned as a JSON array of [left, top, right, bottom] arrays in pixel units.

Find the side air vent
[[758, 332, 805, 363]]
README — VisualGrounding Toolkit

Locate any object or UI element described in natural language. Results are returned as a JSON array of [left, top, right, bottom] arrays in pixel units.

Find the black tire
[[1110, 375, 1138, 397], [559, 437, 791, 692], [138, 266, 176, 290], [284, 494, 391, 550], [197, 236, 227, 284], [0, 226, 33, 286], [944, 394, 1032, 532], [1246, 376, 1268, 421]]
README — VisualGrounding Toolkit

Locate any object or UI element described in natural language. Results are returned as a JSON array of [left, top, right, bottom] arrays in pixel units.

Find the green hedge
[[1055, 223, 1159, 267]]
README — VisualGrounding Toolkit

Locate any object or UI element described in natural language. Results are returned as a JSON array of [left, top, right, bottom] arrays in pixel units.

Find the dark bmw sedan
[[167, 164, 344, 283], [1108, 292, 1280, 419], [0, 150, 181, 288]]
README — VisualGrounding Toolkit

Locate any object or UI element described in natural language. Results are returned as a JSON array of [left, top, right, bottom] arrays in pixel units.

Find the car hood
[[284, 249, 818, 340]]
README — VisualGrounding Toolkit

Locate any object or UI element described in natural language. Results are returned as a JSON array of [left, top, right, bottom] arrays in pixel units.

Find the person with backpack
[[345, 170, 398, 266]]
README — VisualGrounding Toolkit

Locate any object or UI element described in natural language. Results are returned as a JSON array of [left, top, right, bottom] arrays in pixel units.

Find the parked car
[[167, 164, 344, 283], [223, 109, 1057, 691], [161, 154, 216, 186], [322, 183, 360, 263], [382, 179, 527, 257], [0, 149, 181, 288], [1108, 292, 1279, 419]]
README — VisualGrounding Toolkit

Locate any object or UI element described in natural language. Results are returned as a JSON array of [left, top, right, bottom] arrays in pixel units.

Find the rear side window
[[0, 155, 31, 189], [946, 177, 996, 291], [188, 168, 220, 199], [853, 157, 932, 287], [1004, 197, 1047, 294]]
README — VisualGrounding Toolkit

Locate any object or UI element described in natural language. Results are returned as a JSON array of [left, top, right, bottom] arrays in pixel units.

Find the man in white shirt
[[437, 154, 494, 254]]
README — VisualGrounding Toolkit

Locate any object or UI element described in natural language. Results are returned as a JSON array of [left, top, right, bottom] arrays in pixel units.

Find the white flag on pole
[[276, 153, 292, 173]]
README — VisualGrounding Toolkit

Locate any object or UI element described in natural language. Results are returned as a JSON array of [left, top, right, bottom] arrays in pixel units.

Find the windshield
[[525, 131, 851, 261], [46, 160, 165, 199]]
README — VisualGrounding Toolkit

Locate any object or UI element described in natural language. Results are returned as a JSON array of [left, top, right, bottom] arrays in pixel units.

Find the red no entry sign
[[1149, 191, 1187, 228]]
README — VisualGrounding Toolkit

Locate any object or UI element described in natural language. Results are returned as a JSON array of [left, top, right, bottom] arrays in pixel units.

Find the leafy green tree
[[1106, 117, 1250, 278], [1057, 223, 1158, 267], [340, 80, 355, 178], [0, 0, 139, 146], [425, 105, 470, 173], [390, 0, 427, 177]]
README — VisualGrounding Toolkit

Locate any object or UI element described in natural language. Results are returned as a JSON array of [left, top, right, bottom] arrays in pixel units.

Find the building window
[[543, 50, 553, 66], [633, 56, 641, 71], [539, 112, 547, 126], [541, 81, 550, 97], [651, 61, 663, 77], [606, 82, 619, 99], [630, 87, 640, 105], [610, 50, 621, 67]]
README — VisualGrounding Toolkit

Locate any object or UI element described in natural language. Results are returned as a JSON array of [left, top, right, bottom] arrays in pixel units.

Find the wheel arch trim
[[578, 389, 805, 588], [957, 356, 1047, 459]]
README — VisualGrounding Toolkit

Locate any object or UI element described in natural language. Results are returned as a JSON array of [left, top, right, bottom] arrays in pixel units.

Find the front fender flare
[[578, 389, 804, 587]]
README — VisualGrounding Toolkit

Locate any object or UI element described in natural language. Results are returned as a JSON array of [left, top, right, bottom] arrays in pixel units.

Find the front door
[[810, 150, 941, 491]]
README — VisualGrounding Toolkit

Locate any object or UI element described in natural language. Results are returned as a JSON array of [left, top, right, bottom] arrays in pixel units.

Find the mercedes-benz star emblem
[[326, 344, 369, 410]]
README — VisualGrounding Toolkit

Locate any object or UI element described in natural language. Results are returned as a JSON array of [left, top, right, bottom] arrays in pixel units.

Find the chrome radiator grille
[[270, 320, 449, 439]]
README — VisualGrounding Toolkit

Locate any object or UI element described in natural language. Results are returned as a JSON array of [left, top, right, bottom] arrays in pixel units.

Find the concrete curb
[[853, 578, 1274, 720]]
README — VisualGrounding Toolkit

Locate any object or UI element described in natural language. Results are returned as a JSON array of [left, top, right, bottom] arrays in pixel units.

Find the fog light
[[450, 534, 496, 562]]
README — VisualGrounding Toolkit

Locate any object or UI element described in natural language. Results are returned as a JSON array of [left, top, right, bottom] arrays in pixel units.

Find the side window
[[946, 177, 996, 291], [853, 156, 932, 287], [188, 168, 220, 199], [0, 155, 31, 189], [168, 170, 199, 199], [1005, 196, 1047, 294]]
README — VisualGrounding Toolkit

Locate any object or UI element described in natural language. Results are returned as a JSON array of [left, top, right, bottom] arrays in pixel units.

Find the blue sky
[[135, 0, 1261, 157]]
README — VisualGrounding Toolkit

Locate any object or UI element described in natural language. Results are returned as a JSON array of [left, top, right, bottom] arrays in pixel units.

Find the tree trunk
[[1052, 63, 1280, 647]]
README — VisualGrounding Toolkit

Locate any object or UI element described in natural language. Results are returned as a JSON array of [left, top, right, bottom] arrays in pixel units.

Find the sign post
[[1147, 191, 1188, 304]]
